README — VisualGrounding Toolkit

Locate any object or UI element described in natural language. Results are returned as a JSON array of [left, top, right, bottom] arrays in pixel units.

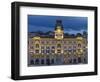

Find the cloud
[[28, 25, 53, 32], [64, 29, 87, 34]]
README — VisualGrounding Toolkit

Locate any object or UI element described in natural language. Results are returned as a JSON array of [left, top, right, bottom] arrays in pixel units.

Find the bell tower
[[54, 20, 64, 40]]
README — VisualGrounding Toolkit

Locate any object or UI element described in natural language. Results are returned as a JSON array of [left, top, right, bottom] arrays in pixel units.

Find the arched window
[[78, 44, 81, 47], [51, 59, 54, 64], [78, 57, 81, 63], [46, 59, 50, 65], [30, 60, 34, 64], [73, 59, 76, 64], [57, 44, 61, 48], [84, 58, 87, 63], [35, 59, 39, 64], [69, 59, 72, 63], [41, 59, 44, 64], [35, 44, 39, 48]]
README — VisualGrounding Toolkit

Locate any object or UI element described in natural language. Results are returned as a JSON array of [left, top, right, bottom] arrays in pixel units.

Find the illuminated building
[[28, 20, 87, 66]]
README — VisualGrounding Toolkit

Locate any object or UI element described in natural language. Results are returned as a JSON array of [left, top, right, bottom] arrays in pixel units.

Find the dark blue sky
[[28, 15, 87, 34]]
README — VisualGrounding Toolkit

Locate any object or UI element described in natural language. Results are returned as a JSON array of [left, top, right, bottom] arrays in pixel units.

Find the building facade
[[28, 20, 87, 66]]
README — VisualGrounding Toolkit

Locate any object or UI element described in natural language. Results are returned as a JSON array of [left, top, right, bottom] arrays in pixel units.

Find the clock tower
[[54, 20, 64, 40]]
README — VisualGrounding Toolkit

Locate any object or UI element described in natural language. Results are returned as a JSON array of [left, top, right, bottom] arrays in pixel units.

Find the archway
[[46, 58, 50, 65], [35, 59, 39, 64]]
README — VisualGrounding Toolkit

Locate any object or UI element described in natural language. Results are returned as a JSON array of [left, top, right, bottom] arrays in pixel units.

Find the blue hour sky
[[28, 15, 87, 34]]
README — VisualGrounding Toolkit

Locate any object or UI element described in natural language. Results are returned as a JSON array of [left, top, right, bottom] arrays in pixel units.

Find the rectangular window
[[41, 46, 45, 49], [51, 50, 55, 53], [30, 46, 33, 49], [52, 46, 55, 49], [46, 46, 50, 49], [57, 50, 61, 53], [41, 50, 45, 53], [35, 50, 39, 53], [46, 50, 50, 53]]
